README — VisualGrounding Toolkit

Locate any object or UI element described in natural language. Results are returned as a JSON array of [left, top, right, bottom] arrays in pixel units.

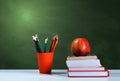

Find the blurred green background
[[0, 0, 120, 69]]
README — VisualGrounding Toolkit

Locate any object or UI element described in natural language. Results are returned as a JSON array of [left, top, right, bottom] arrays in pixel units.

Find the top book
[[67, 55, 97, 60]]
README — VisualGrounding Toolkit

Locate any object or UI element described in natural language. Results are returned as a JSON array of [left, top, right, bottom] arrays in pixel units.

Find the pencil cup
[[37, 52, 54, 74]]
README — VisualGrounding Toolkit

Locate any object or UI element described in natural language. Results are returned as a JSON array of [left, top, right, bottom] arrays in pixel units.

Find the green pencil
[[44, 37, 48, 52]]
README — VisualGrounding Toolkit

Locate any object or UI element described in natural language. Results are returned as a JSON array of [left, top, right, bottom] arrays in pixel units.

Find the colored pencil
[[50, 35, 58, 52], [44, 37, 48, 52]]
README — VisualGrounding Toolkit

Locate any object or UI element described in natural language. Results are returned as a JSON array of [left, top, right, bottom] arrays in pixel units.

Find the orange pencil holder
[[37, 52, 54, 74]]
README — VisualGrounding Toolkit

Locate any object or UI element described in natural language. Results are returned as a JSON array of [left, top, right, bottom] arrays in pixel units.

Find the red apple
[[71, 38, 90, 56]]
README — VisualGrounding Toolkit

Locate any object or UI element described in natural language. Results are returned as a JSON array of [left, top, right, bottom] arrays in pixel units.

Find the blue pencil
[[36, 34, 43, 52], [32, 34, 43, 52], [32, 35, 40, 52]]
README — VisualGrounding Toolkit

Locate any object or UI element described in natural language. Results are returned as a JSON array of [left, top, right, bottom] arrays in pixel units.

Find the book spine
[[68, 69, 108, 72], [68, 76, 109, 78], [67, 69, 109, 77], [68, 66, 105, 71]]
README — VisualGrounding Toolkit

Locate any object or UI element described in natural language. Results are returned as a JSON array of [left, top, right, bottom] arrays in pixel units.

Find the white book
[[68, 70, 109, 77], [66, 59, 101, 67], [69, 67, 105, 70]]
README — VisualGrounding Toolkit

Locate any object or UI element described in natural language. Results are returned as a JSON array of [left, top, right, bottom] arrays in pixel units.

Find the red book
[[68, 70, 109, 78]]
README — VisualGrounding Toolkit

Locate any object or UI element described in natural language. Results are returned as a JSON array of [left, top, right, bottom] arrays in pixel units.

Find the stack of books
[[66, 55, 109, 77]]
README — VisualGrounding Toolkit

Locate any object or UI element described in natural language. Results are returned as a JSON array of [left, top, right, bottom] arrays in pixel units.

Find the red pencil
[[50, 35, 58, 52]]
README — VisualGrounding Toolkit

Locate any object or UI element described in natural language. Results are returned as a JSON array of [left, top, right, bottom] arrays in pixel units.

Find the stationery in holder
[[32, 34, 58, 74]]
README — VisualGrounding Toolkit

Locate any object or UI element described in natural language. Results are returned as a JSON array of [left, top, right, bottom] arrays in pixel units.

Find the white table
[[0, 69, 120, 81]]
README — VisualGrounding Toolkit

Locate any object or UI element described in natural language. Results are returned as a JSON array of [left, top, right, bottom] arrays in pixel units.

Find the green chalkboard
[[0, 0, 120, 69]]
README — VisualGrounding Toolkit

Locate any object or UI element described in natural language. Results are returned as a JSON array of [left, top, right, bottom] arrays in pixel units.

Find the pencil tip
[[45, 37, 48, 43], [53, 34, 58, 40], [56, 34, 58, 39], [32, 35, 37, 41]]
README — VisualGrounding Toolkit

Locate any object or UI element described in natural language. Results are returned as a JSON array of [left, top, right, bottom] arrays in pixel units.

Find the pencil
[[44, 37, 48, 52], [32, 35, 41, 52], [36, 34, 43, 52], [49, 36, 54, 52], [50, 35, 58, 52]]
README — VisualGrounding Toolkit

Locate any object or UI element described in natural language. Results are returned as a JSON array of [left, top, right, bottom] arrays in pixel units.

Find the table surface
[[0, 69, 120, 81]]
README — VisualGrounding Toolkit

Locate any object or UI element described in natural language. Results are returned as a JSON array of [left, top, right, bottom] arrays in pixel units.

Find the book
[[66, 55, 109, 77], [66, 59, 101, 67], [67, 55, 97, 60], [68, 70, 109, 77], [68, 66, 105, 71]]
